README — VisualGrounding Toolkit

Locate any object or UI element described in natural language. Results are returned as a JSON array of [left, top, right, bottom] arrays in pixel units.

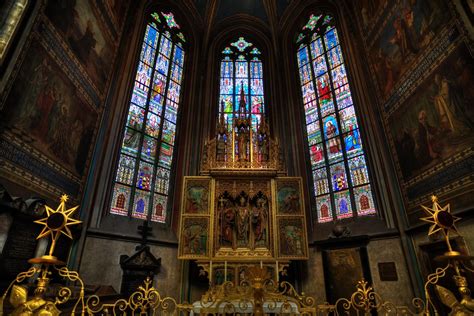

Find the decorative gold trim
[[0, 0, 28, 65]]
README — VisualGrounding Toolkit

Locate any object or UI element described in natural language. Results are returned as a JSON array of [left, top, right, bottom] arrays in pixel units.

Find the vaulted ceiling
[[191, 0, 293, 25]]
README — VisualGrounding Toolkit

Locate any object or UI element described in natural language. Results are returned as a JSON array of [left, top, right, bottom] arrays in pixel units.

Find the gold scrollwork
[[0, 0, 29, 65]]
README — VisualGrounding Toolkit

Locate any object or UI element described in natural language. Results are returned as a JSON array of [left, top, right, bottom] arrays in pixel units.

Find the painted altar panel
[[183, 178, 211, 215], [275, 178, 308, 260], [178, 177, 213, 259], [179, 217, 210, 259], [178, 176, 308, 261], [276, 179, 304, 215], [213, 179, 274, 260]]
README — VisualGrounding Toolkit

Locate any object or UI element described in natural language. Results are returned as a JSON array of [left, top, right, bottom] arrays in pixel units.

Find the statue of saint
[[236, 195, 250, 247], [257, 134, 269, 162], [237, 127, 248, 161], [252, 197, 268, 248], [216, 133, 227, 161], [219, 197, 235, 248]]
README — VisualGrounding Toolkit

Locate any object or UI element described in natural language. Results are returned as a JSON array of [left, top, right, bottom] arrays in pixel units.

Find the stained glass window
[[218, 37, 265, 134], [110, 11, 185, 223], [296, 14, 377, 223]]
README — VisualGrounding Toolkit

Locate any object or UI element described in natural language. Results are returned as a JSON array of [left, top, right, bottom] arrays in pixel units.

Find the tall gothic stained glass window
[[219, 37, 265, 134], [296, 14, 376, 223], [110, 11, 185, 223]]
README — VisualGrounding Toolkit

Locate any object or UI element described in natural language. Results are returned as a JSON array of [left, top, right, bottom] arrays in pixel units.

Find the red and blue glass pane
[[116, 154, 135, 185], [136, 161, 153, 191], [297, 17, 376, 222], [236, 59, 248, 78], [151, 194, 167, 222], [335, 190, 352, 219], [132, 190, 150, 219], [111, 15, 184, 222], [348, 155, 369, 187], [122, 128, 140, 156], [161, 120, 176, 144], [354, 185, 376, 215], [141, 136, 158, 163], [173, 46, 184, 66], [313, 168, 329, 196], [110, 184, 131, 216], [218, 40, 265, 135], [158, 143, 173, 168], [155, 167, 170, 194], [316, 195, 333, 222]]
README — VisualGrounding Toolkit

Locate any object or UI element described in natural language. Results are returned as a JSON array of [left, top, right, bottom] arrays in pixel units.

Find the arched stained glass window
[[296, 14, 377, 223], [218, 37, 265, 134], [110, 11, 185, 223]]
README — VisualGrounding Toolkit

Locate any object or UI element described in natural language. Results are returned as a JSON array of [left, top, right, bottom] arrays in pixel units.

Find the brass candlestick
[[420, 195, 474, 315]]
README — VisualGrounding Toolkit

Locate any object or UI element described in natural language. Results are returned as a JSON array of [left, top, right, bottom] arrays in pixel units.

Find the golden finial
[[420, 195, 460, 254], [30, 194, 82, 264]]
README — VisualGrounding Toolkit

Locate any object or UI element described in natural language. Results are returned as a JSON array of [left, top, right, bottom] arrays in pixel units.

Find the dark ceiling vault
[[192, 0, 293, 24]]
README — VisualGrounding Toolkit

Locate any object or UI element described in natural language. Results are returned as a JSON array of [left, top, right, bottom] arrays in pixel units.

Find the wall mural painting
[[278, 218, 306, 258], [370, 0, 451, 99], [45, 0, 115, 93], [276, 181, 302, 215], [357, 0, 386, 33], [2, 40, 97, 176], [180, 218, 209, 258], [184, 179, 210, 214], [388, 44, 474, 180], [104, 0, 129, 28]]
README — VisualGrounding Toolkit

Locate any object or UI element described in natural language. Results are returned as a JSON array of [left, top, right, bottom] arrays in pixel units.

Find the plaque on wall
[[378, 262, 398, 281], [322, 247, 371, 305]]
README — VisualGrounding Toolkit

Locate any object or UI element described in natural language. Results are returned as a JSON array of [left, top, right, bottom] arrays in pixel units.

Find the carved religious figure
[[216, 133, 227, 162], [236, 195, 250, 247], [219, 196, 235, 248], [252, 196, 268, 248], [237, 127, 249, 161]]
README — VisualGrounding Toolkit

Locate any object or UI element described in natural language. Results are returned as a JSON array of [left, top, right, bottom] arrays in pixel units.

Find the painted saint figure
[[219, 197, 235, 248], [252, 197, 268, 248], [236, 195, 250, 247]]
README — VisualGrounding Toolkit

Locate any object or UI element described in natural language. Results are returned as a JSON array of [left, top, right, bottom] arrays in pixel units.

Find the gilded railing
[[1, 195, 473, 315]]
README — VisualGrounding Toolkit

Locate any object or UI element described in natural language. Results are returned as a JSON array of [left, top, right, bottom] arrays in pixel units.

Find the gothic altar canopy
[[178, 91, 309, 284]]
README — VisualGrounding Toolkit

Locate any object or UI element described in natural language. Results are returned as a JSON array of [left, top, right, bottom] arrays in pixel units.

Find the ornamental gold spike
[[33, 194, 82, 258], [420, 195, 460, 252]]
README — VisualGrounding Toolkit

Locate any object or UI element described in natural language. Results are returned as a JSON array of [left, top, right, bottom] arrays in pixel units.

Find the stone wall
[[80, 236, 180, 299]]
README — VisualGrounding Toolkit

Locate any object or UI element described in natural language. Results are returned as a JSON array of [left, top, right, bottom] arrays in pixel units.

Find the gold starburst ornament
[[420, 195, 461, 256], [29, 194, 82, 265]]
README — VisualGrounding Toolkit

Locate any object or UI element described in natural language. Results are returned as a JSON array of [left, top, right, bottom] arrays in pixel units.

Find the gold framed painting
[[275, 178, 304, 215], [276, 217, 308, 259], [178, 217, 211, 259], [181, 177, 212, 215]]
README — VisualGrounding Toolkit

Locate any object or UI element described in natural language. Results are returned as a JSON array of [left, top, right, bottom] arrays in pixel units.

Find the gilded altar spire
[[238, 82, 246, 116], [217, 100, 226, 134]]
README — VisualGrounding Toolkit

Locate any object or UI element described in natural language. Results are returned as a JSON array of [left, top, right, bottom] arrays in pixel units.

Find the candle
[[209, 261, 213, 285], [276, 261, 279, 283], [224, 261, 227, 282], [260, 260, 263, 269]]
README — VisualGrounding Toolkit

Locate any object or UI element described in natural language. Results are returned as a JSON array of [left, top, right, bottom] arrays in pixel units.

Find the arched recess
[[279, 0, 401, 237], [71, 0, 202, 269], [201, 14, 279, 147]]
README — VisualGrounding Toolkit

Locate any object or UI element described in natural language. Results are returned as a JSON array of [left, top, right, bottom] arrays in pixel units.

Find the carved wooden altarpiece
[[178, 100, 308, 285]]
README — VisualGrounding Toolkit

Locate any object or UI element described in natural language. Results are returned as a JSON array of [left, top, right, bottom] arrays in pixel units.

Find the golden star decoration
[[420, 195, 460, 239], [34, 194, 82, 246]]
